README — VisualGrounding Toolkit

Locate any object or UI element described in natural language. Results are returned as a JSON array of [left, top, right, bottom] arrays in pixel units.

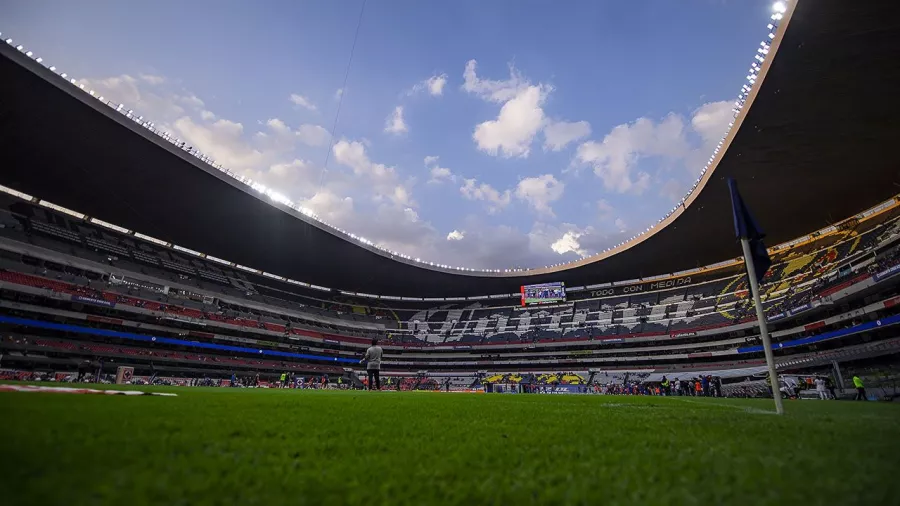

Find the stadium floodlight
[[772, 2, 787, 14], [35, 57, 42, 63], [4, 39, 11, 44], [25, 50, 32, 57], [60, 73, 67, 78], [15, 44, 23, 50], [768, 32, 775, 39], [49, 66, 55, 71]]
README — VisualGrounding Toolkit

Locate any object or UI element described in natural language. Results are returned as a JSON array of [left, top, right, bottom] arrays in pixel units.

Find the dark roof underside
[[0, 0, 898, 297]]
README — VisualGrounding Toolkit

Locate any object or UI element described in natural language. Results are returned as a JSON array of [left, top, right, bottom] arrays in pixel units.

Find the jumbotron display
[[520, 282, 566, 306]]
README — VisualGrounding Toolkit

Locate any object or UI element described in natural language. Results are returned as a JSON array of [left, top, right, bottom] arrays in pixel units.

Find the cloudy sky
[[2, 0, 773, 270]]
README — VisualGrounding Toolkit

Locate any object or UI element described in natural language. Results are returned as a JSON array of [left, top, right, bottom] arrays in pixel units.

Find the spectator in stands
[[360, 338, 383, 391]]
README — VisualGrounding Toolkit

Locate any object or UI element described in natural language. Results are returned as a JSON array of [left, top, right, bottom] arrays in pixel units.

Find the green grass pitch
[[3, 385, 898, 506]]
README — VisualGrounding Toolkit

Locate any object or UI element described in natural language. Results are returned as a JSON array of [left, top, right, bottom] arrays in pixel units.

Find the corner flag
[[727, 178, 771, 283], [727, 177, 783, 415]]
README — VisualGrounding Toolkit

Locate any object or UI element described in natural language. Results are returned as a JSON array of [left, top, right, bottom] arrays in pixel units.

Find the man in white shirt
[[814, 376, 828, 400], [361, 338, 383, 391]]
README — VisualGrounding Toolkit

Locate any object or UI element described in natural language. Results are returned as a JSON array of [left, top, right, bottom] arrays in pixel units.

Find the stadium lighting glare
[[4, 39, 11, 44], [25, 50, 32, 57], [49, 66, 55, 71], [772, 2, 787, 14], [35, 57, 42, 63], [15, 44, 23, 50]]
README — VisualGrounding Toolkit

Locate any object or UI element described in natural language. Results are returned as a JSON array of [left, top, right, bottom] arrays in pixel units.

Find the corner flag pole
[[739, 238, 784, 415], [727, 178, 783, 415]]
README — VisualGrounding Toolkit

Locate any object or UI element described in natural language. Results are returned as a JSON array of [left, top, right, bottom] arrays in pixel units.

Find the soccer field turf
[[3, 386, 899, 506]]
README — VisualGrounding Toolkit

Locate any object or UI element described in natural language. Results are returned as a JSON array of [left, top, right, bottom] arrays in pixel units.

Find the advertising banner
[[493, 383, 520, 394], [874, 264, 900, 282], [71, 295, 116, 308], [535, 384, 588, 394]]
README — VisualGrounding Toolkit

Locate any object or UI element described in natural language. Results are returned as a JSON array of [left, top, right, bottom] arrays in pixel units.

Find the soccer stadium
[[2, 1, 900, 504]]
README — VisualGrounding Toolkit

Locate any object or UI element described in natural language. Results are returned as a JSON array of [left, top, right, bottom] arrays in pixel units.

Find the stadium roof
[[1, 0, 898, 298]]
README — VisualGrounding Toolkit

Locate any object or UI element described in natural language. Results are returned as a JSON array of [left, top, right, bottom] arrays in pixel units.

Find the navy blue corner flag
[[727, 178, 771, 283]]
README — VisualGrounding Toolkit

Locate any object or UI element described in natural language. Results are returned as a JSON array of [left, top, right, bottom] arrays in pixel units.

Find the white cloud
[[296, 124, 330, 147], [200, 110, 216, 121], [447, 230, 465, 241], [473, 85, 549, 158], [575, 114, 689, 194], [265, 117, 292, 136], [551, 231, 587, 257], [289, 94, 317, 111], [615, 218, 627, 232], [459, 178, 511, 213], [429, 166, 454, 184], [392, 186, 414, 207], [76, 74, 198, 122], [424, 155, 455, 184], [173, 117, 266, 171], [692, 100, 734, 145], [543, 120, 591, 151], [462, 59, 529, 103], [331, 139, 413, 206], [514, 174, 564, 216], [138, 74, 166, 85], [334, 88, 344, 101], [426, 74, 448, 96], [384, 106, 408, 135], [574, 102, 735, 196], [299, 190, 354, 222], [410, 74, 449, 97]]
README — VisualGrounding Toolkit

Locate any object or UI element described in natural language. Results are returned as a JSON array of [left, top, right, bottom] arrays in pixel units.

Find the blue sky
[[2, 0, 775, 270]]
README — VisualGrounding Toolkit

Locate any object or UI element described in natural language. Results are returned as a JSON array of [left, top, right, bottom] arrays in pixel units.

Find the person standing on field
[[360, 338, 383, 391], [852, 374, 867, 401], [815, 376, 828, 400]]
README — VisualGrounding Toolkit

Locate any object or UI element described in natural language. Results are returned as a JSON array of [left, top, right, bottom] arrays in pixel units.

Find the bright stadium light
[[772, 2, 787, 14], [25, 50, 32, 57]]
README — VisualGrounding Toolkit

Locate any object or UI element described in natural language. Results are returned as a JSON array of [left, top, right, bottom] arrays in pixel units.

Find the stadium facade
[[1, 0, 900, 391]]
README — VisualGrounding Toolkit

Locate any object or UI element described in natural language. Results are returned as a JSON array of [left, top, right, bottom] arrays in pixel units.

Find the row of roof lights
[[2, 177, 892, 303], [0, 2, 787, 274]]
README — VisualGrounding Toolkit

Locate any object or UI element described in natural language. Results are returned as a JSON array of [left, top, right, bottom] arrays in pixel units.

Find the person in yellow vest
[[280, 372, 287, 389], [852, 374, 867, 401]]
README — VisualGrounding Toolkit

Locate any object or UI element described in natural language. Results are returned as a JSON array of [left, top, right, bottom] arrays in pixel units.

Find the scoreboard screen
[[521, 282, 566, 306]]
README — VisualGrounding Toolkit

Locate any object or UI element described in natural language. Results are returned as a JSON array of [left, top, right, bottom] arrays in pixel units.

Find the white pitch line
[[673, 397, 776, 415]]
